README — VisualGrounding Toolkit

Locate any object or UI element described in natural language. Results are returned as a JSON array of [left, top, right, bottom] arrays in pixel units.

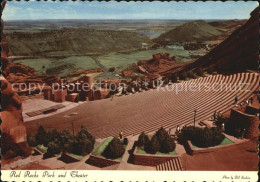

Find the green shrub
[[27, 134, 37, 147], [137, 132, 149, 148], [35, 125, 48, 146], [187, 70, 196, 79], [108, 67, 115, 72], [160, 135, 176, 153], [181, 126, 225, 148], [196, 68, 204, 76], [145, 135, 160, 154], [102, 137, 125, 159], [179, 72, 187, 80]]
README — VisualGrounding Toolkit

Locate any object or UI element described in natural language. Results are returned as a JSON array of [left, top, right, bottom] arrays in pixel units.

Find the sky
[[2, 0, 259, 20]]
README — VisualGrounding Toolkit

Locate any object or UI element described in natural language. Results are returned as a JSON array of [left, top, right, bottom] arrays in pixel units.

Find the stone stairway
[[156, 157, 184, 171]]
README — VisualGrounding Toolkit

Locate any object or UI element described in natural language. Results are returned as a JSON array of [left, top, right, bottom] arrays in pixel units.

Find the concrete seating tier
[[27, 73, 259, 139]]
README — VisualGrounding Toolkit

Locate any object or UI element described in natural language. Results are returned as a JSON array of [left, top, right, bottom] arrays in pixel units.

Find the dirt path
[[91, 56, 119, 80]]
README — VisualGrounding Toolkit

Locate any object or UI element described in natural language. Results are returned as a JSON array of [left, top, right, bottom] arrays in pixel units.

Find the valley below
[[5, 19, 245, 80]]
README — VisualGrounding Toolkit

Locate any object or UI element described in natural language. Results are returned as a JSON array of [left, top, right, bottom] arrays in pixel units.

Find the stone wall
[[229, 109, 259, 139], [132, 147, 177, 166], [86, 155, 119, 168], [184, 140, 234, 156]]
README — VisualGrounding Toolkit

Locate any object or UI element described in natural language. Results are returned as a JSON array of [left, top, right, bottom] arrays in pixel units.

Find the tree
[[160, 135, 176, 153], [145, 135, 160, 154], [72, 127, 95, 155], [102, 137, 125, 159], [35, 125, 48, 146], [60, 130, 74, 153], [47, 129, 62, 143], [46, 140, 61, 156], [73, 138, 93, 155], [77, 127, 95, 146], [137, 132, 149, 149], [27, 134, 37, 147], [156, 127, 168, 143]]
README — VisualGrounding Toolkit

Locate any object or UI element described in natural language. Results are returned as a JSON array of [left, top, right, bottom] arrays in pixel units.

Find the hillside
[[6, 29, 152, 57], [155, 20, 221, 44], [176, 7, 259, 74]]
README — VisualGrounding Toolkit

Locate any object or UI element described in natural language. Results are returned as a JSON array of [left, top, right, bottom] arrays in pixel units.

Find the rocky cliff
[[1, 1, 31, 159]]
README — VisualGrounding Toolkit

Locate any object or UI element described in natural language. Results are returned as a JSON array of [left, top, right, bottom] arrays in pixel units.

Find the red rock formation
[[122, 69, 136, 77], [1, 1, 31, 159], [137, 53, 177, 74]]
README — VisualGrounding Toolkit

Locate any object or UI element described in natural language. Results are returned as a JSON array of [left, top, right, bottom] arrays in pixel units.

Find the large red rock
[[1, 1, 31, 159]]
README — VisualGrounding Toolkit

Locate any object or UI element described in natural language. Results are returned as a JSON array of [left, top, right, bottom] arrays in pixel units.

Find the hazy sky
[[2, 1, 259, 20]]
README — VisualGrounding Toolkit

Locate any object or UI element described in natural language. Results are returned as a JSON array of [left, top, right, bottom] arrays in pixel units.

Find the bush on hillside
[[145, 135, 160, 154], [187, 70, 196, 79], [108, 67, 115, 72], [35, 125, 48, 146], [170, 73, 178, 83], [196, 68, 204, 76], [179, 72, 187, 80], [102, 137, 125, 159]]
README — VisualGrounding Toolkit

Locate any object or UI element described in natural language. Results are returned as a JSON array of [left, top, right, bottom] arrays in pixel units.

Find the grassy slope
[[155, 20, 221, 43]]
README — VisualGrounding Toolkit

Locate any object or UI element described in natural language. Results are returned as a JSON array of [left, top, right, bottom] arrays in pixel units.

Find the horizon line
[[5, 18, 248, 21]]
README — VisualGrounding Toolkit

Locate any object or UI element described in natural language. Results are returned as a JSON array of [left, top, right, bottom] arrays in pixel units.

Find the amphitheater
[[26, 72, 259, 139]]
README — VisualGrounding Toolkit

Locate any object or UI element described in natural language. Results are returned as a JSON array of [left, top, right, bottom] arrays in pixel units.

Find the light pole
[[194, 110, 197, 126]]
